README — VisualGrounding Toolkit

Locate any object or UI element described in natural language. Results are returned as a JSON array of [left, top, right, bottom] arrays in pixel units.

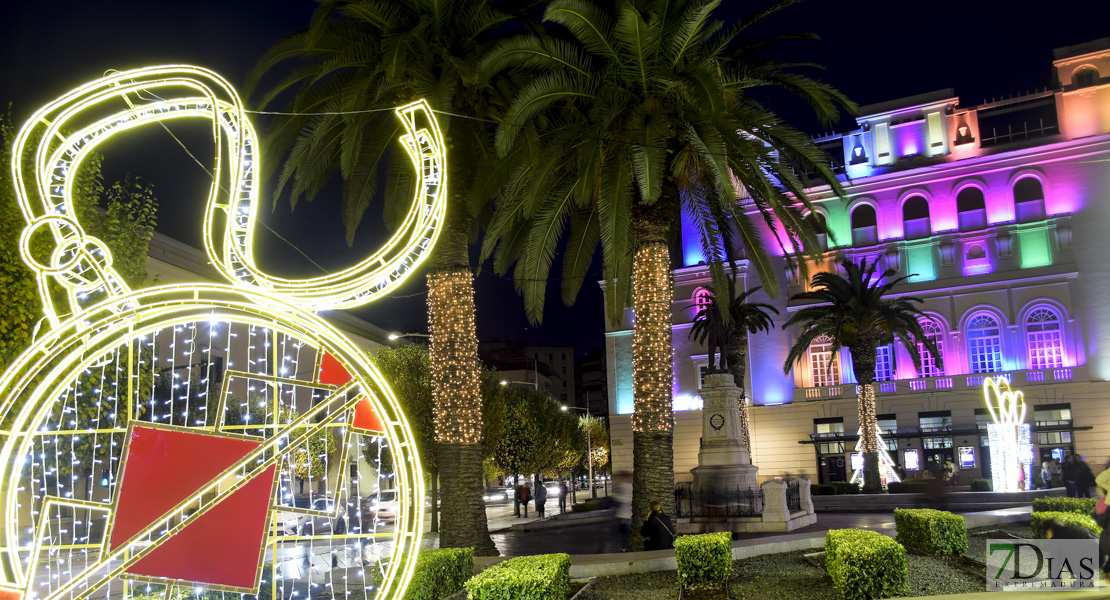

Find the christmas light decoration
[[849, 424, 901, 488], [427, 270, 482, 444], [982, 376, 1031, 493], [0, 66, 442, 600], [631, 243, 674, 434]]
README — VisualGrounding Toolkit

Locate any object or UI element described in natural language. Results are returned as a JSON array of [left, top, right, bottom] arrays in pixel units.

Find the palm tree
[[688, 280, 778, 455], [247, 0, 537, 556], [481, 0, 855, 549], [781, 258, 941, 492]]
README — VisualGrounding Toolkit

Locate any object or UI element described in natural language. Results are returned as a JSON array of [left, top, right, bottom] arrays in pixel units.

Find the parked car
[[482, 486, 512, 504], [275, 496, 347, 536], [359, 490, 399, 525]]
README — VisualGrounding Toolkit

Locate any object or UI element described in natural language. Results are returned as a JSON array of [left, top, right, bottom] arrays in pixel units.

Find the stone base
[[691, 463, 759, 493]]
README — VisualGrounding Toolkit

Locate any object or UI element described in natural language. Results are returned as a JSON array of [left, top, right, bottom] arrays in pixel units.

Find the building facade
[[605, 38, 1110, 485]]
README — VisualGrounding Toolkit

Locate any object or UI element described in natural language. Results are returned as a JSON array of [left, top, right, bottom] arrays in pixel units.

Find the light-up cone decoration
[[849, 424, 901, 488], [0, 66, 443, 600], [982, 376, 1033, 493]]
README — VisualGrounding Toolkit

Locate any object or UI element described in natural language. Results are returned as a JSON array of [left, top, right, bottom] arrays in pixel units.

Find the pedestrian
[[1041, 458, 1054, 490], [943, 460, 956, 485], [558, 480, 568, 513], [1077, 457, 1096, 499], [612, 471, 632, 551], [639, 500, 675, 551], [535, 480, 547, 518], [1062, 454, 1079, 497], [1092, 461, 1110, 583], [519, 482, 532, 517]]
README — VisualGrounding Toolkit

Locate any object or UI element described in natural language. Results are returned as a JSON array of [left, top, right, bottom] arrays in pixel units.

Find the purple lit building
[[605, 38, 1110, 484]]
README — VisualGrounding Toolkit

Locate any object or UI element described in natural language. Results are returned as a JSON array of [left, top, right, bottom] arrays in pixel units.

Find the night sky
[[1, 0, 1105, 358]]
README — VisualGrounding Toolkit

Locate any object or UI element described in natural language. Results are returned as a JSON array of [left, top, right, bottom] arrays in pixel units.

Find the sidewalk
[[420, 497, 587, 549]]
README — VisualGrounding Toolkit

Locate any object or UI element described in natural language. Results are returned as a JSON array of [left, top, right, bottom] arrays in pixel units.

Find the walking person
[[1062, 454, 1079, 497], [639, 500, 675, 551], [1041, 458, 1055, 490], [1077, 457, 1096, 498], [558, 480, 568, 513], [535, 480, 548, 518], [518, 482, 532, 518]]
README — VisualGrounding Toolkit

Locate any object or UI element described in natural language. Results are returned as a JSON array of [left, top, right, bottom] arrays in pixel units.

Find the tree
[[580, 415, 610, 498], [482, 0, 854, 549], [248, 0, 539, 556], [688, 280, 778, 455], [781, 258, 941, 492]]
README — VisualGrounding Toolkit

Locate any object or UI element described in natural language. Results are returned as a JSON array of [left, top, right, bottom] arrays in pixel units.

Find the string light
[[630, 243, 674, 434], [427, 270, 482, 444], [982, 377, 1031, 493], [0, 65, 440, 600]]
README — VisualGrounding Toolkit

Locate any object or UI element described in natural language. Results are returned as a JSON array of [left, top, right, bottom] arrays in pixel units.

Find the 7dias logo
[[987, 539, 1100, 591]]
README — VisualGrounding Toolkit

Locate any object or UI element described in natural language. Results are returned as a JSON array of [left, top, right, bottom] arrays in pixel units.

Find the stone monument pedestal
[[691, 373, 758, 493]]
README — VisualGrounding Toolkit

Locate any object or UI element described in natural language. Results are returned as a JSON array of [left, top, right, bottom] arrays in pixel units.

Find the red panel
[[352, 397, 385, 433], [111, 426, 273, 589], [0, 588, 23, 600], [319, 351, 353, 386]]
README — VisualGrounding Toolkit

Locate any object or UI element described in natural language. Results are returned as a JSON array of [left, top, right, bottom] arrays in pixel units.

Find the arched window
[[917, 319, 944, 378], [692, 287, 713, 316], [809, 334, 840, 387], [850, 204, 877, 247], [1026, 307, 1065, 370], [967, 313, 1004, 374], [1074, 66, 1099, 89], [902, 196, 931, 240], [874, 344, 894, 381], [1014, 177, 1046, 223], [805, 212, 829, 251], [956, 187, 987, 231]]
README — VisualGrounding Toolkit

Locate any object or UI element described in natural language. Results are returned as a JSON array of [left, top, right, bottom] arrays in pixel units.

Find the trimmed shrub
[[893, 509, 968, 555], [404, 548, 473, 600], [570, 497, 611, 513], [1030, 511, 1102, 538], [825, 529, 908, 600], [811, 484, 838, 495], [831, 482, 861, 495], [1032, 497, 1098, 515], [465, 554, 570, 600], [970, 478, 993, 492], [886, 480, 940, 494], [674, 532, 732, 589]]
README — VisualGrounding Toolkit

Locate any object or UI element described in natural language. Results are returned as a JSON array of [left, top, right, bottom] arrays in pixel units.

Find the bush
[[893, 509, 968, 555], [674, 532, 732, 589], [1032, 497, 1098, 515], [825, 529, 909, 600], [811, 484, 838, 496], [570, 497, 613, 513], [1030, 511, 1102, 538], [404, 548, 473, 600], [465, 554, 570, 600], [831, 482, 861, 495], [970, 478, 993, 492], [886, 480, 940, 494]]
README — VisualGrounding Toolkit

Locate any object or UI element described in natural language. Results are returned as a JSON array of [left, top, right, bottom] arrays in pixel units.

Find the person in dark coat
[[535, 481, 548, 518], [1062, 454, 1079, 497], [558, 480, 569, 513], [1076, 458, 1096, 498], [640, 500, 675, 551]]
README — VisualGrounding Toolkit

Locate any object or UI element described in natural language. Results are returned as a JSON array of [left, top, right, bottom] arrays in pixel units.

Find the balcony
[[792, 366, 1085, 402]]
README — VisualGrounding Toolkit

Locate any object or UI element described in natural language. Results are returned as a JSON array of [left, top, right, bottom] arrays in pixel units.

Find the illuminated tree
[[782, 258, 941, 492], [688, 281, 778, 454], [249, 1, 539, 556], [482, 0, 853, 548]]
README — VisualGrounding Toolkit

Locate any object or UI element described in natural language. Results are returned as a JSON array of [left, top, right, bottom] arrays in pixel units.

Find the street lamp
[[499, 379, 538, 390], [388, 332, 430, 341], [562, 405, 596, 499]]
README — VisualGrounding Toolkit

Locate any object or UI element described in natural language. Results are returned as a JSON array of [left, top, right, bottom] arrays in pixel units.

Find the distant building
[[478, 340, 574, 402], [605, 38, 1110, 484], [576, 348, 608, 415]]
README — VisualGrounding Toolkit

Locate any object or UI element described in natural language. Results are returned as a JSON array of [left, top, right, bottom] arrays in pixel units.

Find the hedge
[[1031, 497, 1098, 515], [970, 478, 993, 492], [464, 554, 570, 600], [893, 509, 968, 555], [831, 482, 861, 495], [675, 532, 732, 589], [404, 548, 473, 600], [825, 529, 908, 600], [812, 484, 838, 496], [1030, 511, 1102, 539], [886, 480, 941, 494]]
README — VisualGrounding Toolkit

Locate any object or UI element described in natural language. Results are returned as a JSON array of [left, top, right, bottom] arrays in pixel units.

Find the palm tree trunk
[[850, 342, 882, 493], [628, 197, 676, 552], [428, 202, 497, 555], [726, 330, 752, 458]]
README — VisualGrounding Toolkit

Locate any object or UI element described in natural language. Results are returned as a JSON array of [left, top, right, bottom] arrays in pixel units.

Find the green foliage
[[831, 482, 860, 495], [372, 344, 435, 473], [404, 548, 474, 600], [1030, 511, 1102, 538], [811, 484, 838, 496], [464, 554, 571, 600], [970, 478, 993, 492], [886, 480, 942, 494], [571, 497, 609, 513], [825, 529, 909, 600], [1032, 497, 1098, 515], [893, 509, 968, 555], [490, 386, 582, 479], [674, 532, 732, 589]]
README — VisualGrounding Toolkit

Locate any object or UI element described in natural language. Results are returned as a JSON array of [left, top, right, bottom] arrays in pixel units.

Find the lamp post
[[562, 405, 595, 499], [387, 332, 430, 341]]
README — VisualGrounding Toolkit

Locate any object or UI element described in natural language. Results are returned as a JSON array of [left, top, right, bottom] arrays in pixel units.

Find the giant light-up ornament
[[982, 376, 1034, 493], [0, 66, 443, 600]]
